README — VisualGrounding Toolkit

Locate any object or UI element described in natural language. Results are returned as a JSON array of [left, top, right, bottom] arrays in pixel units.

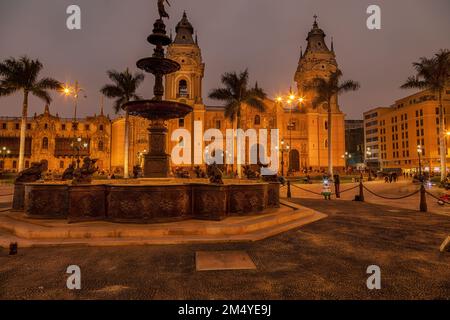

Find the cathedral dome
[[174, 11, 195, 44], [305, 15, 330, 53]]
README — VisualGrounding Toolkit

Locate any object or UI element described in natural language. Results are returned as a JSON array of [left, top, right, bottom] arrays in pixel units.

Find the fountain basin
[[123, 100, 193, 120], [20, 182, 280, 224], [137, 57, 180, 75]]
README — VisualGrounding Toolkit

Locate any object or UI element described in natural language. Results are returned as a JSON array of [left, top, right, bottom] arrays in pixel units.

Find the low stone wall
[[20, 182, 280, 224]]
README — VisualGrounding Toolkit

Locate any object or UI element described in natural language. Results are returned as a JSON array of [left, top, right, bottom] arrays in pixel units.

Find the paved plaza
[[0, 181, 449, 300]]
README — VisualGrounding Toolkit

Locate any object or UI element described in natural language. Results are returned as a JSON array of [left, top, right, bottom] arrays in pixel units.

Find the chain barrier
[[362, 185, 420, 200], [290, 183, 324, 196], [425, 190, 450, 205]]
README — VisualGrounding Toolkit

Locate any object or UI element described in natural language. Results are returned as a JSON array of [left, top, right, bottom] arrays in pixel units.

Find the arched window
[[178, 79, 188, 98], [325, 139, 328, 148], [42, 137, 49, 149], [324, 121, 328, 130], [254, 115, 261, 125], [98, 141, 104, 151]]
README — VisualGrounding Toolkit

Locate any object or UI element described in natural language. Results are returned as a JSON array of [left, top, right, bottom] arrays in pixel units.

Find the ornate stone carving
[[15, 160, 48, 183], [72, 157, 98, 185]]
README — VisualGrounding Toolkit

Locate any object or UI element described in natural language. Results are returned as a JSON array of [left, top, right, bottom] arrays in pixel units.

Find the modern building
[[0, 14, 347, 175], [345, 120, 364, 167], [365, 88, 450, 173], [363, 107, 391, 170]]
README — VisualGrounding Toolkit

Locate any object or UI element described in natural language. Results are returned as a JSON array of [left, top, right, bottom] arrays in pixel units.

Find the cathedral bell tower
[[165, 11, 205, 105], [294, 15, 339, 112]]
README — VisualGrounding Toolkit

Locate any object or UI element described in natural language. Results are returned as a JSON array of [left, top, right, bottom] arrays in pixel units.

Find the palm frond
[[31, 88, 52, 104], [34, 77, 61, 90], [245, 97, 266, 112], [209, 88, 233, 101], [339, 80, 360, 93]]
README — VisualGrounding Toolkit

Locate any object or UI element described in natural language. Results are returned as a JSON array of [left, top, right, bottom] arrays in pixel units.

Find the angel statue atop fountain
[[157, 0, 171, 19]]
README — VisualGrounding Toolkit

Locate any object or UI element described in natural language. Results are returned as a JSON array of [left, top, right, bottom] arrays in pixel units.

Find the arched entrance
[[289, 149, 300, 172]]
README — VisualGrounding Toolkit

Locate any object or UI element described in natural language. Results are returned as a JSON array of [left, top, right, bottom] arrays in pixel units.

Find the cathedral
[[0, 13, 345, 175]]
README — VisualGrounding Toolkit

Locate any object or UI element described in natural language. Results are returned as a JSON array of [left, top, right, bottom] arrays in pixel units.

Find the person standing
[[333, 174, 341, 198]]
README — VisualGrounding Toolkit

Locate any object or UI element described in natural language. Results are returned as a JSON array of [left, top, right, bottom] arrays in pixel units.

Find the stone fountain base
[[16, 182, 281, 224]]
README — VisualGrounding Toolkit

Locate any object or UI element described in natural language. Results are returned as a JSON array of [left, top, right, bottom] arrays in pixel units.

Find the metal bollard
[[357, 174, 364, 202], [420, 184, 427, 212], [287, 180, 292, 199]]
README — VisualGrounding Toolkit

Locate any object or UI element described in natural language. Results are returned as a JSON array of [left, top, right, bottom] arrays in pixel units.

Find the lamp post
[[70, 137, 89, 168], [277, 140, 290, 176], [342, 152, 352, 171], [276, 90, 305, 175], [366, 147, 373, 181], [0, 147, 11, 170], [417, 145, 423, 181]]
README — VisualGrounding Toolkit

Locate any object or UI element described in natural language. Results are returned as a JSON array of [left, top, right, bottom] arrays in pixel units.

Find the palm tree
[[209, 69, 267, 177], [304, 69, 360, 176], [0, 56, 61, 172], [401, 49, 450, 182], [100, 69, 144, 178]]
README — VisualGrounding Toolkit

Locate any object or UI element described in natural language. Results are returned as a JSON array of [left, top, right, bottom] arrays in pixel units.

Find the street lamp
[[342, 152, 352, 170], [276, 140, 290, 176], [417, 145, 423, 181], [0, 147, 11, 170], [61, 81, 86, 130], [276, 90, 305, 174], [366, 147, 373, 181], [70, 137, 89, 168]]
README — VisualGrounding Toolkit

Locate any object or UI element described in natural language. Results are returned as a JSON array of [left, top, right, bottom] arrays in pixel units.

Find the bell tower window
[[178, 79, 189, 98]]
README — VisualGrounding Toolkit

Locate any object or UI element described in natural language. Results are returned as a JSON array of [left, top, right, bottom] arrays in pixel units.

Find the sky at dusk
[[0, 0, 449, 120]]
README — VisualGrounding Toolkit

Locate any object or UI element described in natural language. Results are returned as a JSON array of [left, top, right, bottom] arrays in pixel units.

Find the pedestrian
[[333, 174, 341, 198], [321, 180, 332, 200], [384, 175, 389, 183], [389, 174, 393, 183]]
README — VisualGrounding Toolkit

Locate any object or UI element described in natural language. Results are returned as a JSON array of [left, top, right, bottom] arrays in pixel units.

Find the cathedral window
[[98, 141, 104, 151], [99, 125, 104, 131], [178, 79, 189, 98], [324, 121, 328, 130], [62, 124, 66, 131], [215, 120, 221, 129], [44, 123, 48, 129], [42, 137, 49, 149], [179, 118, 185, 128], [254, 115, 261, 125]]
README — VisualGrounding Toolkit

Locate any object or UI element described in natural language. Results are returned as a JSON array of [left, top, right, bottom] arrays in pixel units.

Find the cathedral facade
[[0, 13, 345, 175]]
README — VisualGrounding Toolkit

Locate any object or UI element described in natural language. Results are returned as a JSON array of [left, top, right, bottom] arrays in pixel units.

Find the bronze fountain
[[123, 0, 192, 178]]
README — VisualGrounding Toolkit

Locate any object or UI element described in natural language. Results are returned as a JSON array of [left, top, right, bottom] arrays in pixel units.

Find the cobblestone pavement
[[0, 193, 449, 300]]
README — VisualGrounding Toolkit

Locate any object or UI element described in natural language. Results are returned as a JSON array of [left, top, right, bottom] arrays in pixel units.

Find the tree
[[0, 56, 61, 172], [401, 49, 450, 182], [100, 69, 144, 178], [209, 69, 267, 177], [304, 69, 360, 176]]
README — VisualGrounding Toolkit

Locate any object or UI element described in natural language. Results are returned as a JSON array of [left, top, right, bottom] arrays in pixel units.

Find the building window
[[13, 160, 17, 169], [178, 118, 185, 128], [99, 125, 104, 131], [62, 124, 66, 130], [215, 120, 221, 129], [98, 141, 104, 151], [324, 121, 328, 130], [254, 115, 261, 125], [27, 123, 31, 130], [15, 123, 19, 130], [2, 123, 6, 129], [42, 137, 49, 149], [44, 123, 48, 129], [178, 79, 188, 98], [325, 139, 328, 148], [85, 124, 90, 131]]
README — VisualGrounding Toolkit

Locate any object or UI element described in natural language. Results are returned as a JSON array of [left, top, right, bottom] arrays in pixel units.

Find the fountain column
[[144, 120, 170, 178]]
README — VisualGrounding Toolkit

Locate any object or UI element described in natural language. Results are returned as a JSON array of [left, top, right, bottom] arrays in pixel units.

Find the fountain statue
[[123, 0, 192, 178], [72, 157, 98, 185], [15, 160, 48, 183]]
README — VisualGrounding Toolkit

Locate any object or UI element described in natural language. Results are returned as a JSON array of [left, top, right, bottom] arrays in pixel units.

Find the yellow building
[[365, 88, 450, 172], [111, 14, 346, 175], [0, 105, 111, 173], [0, 14, 346, 176]]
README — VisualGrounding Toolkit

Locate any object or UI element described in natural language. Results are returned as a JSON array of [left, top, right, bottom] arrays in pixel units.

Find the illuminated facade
[[365, 88, 450, 172]]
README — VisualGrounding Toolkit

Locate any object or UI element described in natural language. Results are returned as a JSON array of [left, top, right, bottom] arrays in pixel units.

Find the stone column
[[144, 121, 170, 178]]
